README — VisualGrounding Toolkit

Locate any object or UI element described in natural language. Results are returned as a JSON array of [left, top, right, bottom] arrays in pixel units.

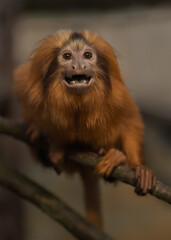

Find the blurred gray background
[[0, 0, 171, 240]]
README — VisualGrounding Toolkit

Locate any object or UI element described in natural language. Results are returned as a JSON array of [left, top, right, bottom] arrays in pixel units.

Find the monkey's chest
[[61, 122, 120, 151]]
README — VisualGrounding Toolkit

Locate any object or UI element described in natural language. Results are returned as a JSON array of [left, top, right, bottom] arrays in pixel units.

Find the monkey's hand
[[49, 144, 65, 174], [134, 165, 156, 195], [96, 149, 156, 195], [95, 148, 127, 178]]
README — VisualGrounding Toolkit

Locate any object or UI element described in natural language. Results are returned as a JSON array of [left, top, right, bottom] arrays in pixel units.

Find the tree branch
[[0, 158, 114, 240], [0, 115, 171, 205]]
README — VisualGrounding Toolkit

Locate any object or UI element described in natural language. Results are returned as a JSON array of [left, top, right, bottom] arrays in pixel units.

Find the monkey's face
[[58, 41, 97, 94], [32, 31, 114, 105]]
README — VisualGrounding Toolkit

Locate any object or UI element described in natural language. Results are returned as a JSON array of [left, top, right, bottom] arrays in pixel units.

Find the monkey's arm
[[121, 122, 156, 194], [96, 116, 156, 194]]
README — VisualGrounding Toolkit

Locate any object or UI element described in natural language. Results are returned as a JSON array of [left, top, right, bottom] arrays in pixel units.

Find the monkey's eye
[[84, 52, 92, 59], [63, 52, 72, 60]]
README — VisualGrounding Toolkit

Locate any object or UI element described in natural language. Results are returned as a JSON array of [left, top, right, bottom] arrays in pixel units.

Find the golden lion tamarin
[[14, 30, 156, 228]]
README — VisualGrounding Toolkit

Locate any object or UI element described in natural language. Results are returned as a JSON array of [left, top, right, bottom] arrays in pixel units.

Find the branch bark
[[0, 158, 113, 240], [0, 115, 171, 204]]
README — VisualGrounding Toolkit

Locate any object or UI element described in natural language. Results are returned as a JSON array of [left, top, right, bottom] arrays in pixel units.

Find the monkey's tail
[[80, 168, 103, 228]]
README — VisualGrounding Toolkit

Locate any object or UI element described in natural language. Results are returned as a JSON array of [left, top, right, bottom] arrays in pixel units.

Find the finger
[[114, 150, 126, 160], [105, 159, 118, 176], [95, 166, 105, 176], [95, 163, 105, 172], [106, 149, 117, 160], [101, 152, 114, 164], [104, 158, 117, 177], [96, 157, 109, 168], [98, 152, 118, 168], [96, 160, 111, 176], [140, 168, 145, 189], [118, 155, 127, 163], [135, 166, 141, 179], [142, 170, 149, 194], [148, 171, 152, 190], [105, 165, 114, 177]]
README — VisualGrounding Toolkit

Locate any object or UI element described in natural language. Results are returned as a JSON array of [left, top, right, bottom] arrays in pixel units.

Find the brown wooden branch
[[0, 158, 114, 240], [0, 115, 171, 205]]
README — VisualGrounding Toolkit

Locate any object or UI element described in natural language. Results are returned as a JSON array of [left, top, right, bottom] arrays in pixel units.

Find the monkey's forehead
[[56, 30, 95, 51], [61, 40, 94, 52]]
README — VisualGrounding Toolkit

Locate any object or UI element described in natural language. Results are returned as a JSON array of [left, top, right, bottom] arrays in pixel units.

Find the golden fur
[[14, 30, 155, 227], [15, 30, 144, 166]]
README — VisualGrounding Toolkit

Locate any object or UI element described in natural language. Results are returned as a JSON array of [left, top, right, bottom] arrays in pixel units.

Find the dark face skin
[[58, 40, 97, 93]]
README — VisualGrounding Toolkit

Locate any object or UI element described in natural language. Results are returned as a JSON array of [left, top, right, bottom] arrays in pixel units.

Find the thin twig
[[0, 115, 171, 204]]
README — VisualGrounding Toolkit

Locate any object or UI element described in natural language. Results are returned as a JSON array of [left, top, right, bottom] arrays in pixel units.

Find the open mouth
[[64, 74, 92, 85]]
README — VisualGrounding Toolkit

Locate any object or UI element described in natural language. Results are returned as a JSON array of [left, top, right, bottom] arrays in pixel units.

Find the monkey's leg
[[96, 148, 127, 178], [80, 168, 103, 228]]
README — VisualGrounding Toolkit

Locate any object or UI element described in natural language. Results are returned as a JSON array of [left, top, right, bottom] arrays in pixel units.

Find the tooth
[[71, 81, 75, 84], [83, 80, 87, 84]]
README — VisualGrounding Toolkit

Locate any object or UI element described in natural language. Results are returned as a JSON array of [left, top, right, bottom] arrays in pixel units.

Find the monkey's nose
[[72, 64, 79, 69], [72, 62, 86, 70]]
